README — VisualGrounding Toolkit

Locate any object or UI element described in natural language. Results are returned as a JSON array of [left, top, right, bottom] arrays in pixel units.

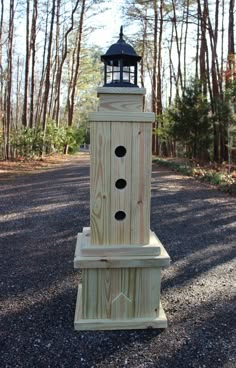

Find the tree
[[67, 0, 86, 127], [168, 80, 211, 160], [3, 0, 15, 159], [42, 0, 56, 132]]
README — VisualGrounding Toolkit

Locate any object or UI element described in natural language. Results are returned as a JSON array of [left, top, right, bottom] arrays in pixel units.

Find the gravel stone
[[0, 156, 235, 368]]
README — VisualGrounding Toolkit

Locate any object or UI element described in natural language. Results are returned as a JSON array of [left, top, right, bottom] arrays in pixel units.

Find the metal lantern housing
[[101, 27, 142, 88]]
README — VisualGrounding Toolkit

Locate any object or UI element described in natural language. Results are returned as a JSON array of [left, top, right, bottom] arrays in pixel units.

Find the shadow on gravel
[[0, 284, 164, 368], [0, 162, 90, 300], [161, 244, 235, 292], [1, 285, 235, 368], [151, 165, 236, 271], [0, 159, 235, 368], [154, 297, 236, 368]]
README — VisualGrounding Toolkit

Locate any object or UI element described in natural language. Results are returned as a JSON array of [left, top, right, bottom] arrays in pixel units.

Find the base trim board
[[74, 285, 168, 331]]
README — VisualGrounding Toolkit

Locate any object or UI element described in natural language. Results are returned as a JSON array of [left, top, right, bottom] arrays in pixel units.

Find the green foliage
[[227, 123, 236, 152], [153, 158, 193, 176], [10, 127, 43, 157], [73, 47, 102, 126], [167, 80, 212, 160], [225, 79, 236, 100], [202, 172, 223, 185], [10, 121, 86, 158], [155, 114, 171, 141]]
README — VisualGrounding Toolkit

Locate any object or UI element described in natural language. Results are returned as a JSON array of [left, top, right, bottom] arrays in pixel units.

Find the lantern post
[[74, 27, 170, 330]]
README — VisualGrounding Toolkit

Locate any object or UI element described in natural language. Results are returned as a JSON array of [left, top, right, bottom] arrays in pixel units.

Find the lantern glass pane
[[106, 64, 112, 83], [130, 66, 135, 84], [112, 66, 120, 83], [123, 66, 130, 82]]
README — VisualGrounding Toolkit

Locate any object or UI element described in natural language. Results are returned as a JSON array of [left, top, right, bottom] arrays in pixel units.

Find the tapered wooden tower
[[74, 27, 170, 330]]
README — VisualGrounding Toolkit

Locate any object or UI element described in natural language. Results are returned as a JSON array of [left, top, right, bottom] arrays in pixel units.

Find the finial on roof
[[119, 25, 123, 40]]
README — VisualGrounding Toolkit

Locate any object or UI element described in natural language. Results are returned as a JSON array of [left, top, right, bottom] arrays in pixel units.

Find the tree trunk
[[227, 0, 235, 78], [29, 0, 38, 129], [198, 0, 207, 96], [53, 0, 80, 126], [168, 23, 175, 106], [195, 10, 200, 80], [35, 1, 49, 126], [158, 0, 167, 156], [51, 0, 61, 124], [22, 0, 30, 128], [172, 0, 183, 96], [220, 0, 225, 88], [183, 0, 189, 89], [42, 0, 56, 132], [0, 0, 4, 113], [151, 0, 158, 154], [67, 0, 86, 127], [15, 56, 21, 129], [157, 0, 163, 118], [4, 0, 14, 159]]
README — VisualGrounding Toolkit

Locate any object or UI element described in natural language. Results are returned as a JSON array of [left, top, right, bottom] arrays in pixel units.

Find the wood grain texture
[[74, 286, 167, 330], [111, 293, 132, 319], [99, 94, 143, 112], [89, 112, 155, 122], [97, 269, 111, 319], [90, 122, 110, 245], [110, 268, 135, 319], [110, 122, 132, 244], [75, 255, 170, 269], [74, 284, 83, 324], [134, 268, 161, 318], [97, 87, 146, 95], [82, 269, 98, 319], [74, 230, 170, 269], [131, 123, 152, 244], [79, 228, 161, 257], [75, 88, 169, 331], [75, 306, 168, 330], [80, 268, 160, 320]]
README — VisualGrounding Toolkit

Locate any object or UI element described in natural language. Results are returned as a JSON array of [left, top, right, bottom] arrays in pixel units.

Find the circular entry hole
[[115, 178, 127, 190], [115, 211, 126, 221], [115, 146, 127, 158]]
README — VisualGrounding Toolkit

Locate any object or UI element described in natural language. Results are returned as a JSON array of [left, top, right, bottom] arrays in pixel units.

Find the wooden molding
[[89, 112, 155, 122], [97, 87, 146, 95], [74, 230, 170, 269], [78, 227, 161, 257], [99, 94, 143, 112]]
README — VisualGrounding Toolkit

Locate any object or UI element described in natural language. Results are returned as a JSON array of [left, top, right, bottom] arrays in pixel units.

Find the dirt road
[[0, 154, 235, 368]]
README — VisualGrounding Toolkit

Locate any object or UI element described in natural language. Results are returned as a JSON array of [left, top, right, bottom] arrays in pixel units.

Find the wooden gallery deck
[[74, 86, 170, 331]]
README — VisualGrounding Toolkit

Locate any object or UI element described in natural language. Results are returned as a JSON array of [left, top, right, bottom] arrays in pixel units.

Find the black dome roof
[[101, 27, 141, 62]]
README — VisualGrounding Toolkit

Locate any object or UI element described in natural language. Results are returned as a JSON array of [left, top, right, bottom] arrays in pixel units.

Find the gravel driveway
[[0, 154, 235, 368]]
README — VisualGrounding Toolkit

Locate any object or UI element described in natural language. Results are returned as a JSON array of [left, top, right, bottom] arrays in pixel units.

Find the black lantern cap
[[101, 26, 141, 87], [101, 26, 141, 63]]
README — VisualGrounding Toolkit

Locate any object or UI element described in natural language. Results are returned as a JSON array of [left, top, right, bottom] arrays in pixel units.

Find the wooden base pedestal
[[74, 285, 167, 331], [74, 227, 170, 331]]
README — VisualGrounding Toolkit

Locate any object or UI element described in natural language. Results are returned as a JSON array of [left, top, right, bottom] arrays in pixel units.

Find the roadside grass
[[153, 157, 236, 195]]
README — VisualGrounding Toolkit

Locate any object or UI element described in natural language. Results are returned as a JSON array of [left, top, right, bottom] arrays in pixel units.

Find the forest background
[[0, 0, 235, 164]]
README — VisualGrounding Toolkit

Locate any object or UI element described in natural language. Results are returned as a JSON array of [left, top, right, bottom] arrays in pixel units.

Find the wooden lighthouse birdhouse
[[74, 27, 170, 330]]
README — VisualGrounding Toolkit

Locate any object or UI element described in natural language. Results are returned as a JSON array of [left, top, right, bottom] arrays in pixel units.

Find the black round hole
[[115, 211, 126, 221], [115, 179, 127, 190], [115, 146, 127, 158]]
